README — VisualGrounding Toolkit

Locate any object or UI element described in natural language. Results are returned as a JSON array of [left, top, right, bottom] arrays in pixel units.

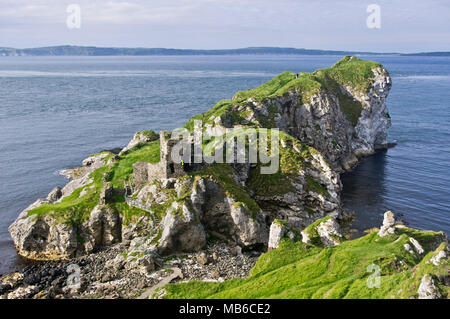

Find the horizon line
[[1, 45, 449, 56]]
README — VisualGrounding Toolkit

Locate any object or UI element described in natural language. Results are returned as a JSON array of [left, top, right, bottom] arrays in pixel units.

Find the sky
[[0, 0, 449, 53]]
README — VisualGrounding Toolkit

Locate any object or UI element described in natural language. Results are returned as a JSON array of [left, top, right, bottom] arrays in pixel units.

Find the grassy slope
[[184, 56, 383, 128], [161, 227, 449, 299]]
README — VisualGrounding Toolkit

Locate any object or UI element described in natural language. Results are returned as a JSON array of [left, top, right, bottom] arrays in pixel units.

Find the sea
[[1, 55, 449, 275]]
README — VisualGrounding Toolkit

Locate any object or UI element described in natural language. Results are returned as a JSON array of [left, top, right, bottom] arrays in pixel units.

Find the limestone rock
[[185, 177, 268, 249], [417, 274, 441, 299], [230, 59, 392, 172], [378, 211, 396, 237], [8, 199, 121, 260], [196, 252, 208, 266], [316, 217, 343, 246], [301, 216, 343, 247], [409, 237, 424, 255], [431, 251, 447, 266], [157, 202, 207, 255], [6, 285, 39, 299], [46, 187, 62, 202], [106, 253, 126, 271], [98, 182, 114, 205], [121, 215, 154, 241], [8, 206, 79, 260], [86, 205, 122, 247], [268, 221, 288, 250], [124, 254, 155, 275], [427, 243, 449, 266]]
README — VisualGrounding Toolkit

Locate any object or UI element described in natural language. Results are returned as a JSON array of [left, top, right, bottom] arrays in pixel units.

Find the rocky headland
[[2, 56, 448, 299]]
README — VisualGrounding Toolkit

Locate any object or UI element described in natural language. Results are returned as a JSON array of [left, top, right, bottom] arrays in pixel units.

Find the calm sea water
[[1, 55, 449, 275]]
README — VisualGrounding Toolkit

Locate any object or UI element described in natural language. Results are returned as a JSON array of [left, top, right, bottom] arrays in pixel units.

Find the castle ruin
[[132, 131, 202, 189]]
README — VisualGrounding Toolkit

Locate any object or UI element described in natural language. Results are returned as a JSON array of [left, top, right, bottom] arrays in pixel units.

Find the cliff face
[[9, 56, 391, 261]]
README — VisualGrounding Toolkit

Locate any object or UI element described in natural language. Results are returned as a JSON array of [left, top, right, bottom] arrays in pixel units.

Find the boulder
[[268, 221, 288, 250], [86, 205, 122, 247], [8, 205, 79, 260], [417, 274, 441, 299], [409, 237, 424, 255], [196, 252, 208, 266], [316, 217, 343, 246], [430, 245, 448, 266], [157, 202, 207, 255], [378, 211, 396, 237], [124, 254, 155, 275], [301, 216, 343, 247], [46, 187, 62, 202]]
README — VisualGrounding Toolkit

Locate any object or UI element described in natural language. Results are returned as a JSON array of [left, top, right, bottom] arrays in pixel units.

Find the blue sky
[[1, 0, 449, 52]]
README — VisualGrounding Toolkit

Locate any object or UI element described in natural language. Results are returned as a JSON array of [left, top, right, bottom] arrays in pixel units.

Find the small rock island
[[2, 57, 448, 299]]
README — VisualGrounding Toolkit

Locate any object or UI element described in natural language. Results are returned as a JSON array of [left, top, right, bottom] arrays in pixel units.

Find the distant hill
[[0, 45, 448, 56], [401, 51, 450, 57]]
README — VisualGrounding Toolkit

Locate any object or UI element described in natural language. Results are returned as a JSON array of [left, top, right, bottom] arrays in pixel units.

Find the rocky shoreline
[[0, 242, 260, 299]]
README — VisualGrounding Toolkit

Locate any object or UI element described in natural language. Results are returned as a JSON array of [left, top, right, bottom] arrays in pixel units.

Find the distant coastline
[[1, 45, 449, 57]]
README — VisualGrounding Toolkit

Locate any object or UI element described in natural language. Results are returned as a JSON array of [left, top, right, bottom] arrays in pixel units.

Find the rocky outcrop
[[212, 57, 392, 172], [378, 210, 396, 237], [409, 237, 424, 255], [8, 202, 122, 260], [119, 130, 159, 155], [429, 244, 448, 266], [157, 201, 207, 255], [196, 178, 268, 249], [85, 205, 122, 248], [132, 175, 269, 255], [268, 221, 288, 250], [417, 274, 441, 299], [301, 216, 343, 247], [46, 187, 62, 202]]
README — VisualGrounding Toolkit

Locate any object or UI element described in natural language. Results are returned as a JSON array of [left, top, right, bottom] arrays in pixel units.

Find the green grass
[[161, 227, 449, 299], [304, 175, 330, 198], [183, 99, 250, 132], [110, 140, 161, 188], [26, 140, 161, 226], [246, 132, 311, 197], [26, 162, 110, 225], [183, 56, 383, 128], [247, 166, 295, 197], [319, 56, 384, 93], [233, 72, 298, 100], [139, 130, 159, 140]]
